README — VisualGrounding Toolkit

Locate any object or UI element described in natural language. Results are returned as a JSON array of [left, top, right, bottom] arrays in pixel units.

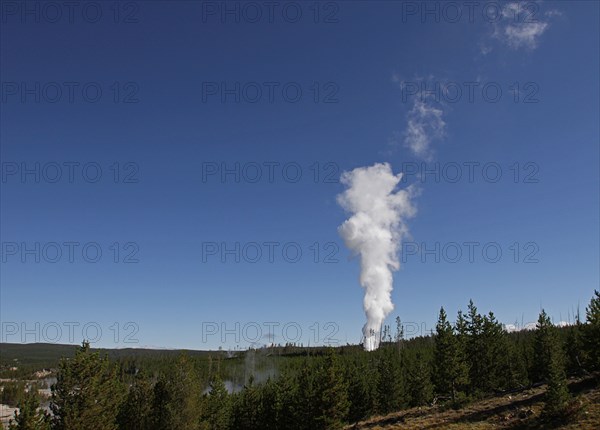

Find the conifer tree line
[[4, 290, 600, 430]]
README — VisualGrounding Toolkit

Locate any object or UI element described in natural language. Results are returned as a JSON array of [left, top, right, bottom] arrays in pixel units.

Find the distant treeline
[[0, 343, 219, 375], [3, 290, 599, 430]]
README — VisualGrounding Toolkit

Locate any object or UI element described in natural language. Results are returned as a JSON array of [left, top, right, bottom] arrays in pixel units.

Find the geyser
[[337, 163, 415, 351]]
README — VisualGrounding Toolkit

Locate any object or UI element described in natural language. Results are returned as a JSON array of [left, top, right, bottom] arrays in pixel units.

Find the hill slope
[[347, 376, 599, 429], [0, 342, 217, 367]]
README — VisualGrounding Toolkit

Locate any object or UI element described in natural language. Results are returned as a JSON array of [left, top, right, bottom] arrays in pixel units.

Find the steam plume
[[337, 163, 415, 351]]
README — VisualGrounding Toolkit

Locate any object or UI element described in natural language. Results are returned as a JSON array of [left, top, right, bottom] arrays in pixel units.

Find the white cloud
[[497, 21, 549, 50], [403, 99, 446, 160], [487, 1, 560, 52], [389, 75, 448, 160]]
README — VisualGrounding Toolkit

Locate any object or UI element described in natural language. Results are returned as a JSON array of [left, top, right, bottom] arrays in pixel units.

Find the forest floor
[[346, 375, 600, 429]]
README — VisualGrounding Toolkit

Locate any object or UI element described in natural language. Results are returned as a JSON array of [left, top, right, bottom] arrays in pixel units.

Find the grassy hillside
[[347, 376, 600, 429]]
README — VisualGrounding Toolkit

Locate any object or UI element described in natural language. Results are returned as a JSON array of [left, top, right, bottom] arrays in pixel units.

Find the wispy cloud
[[495, 20, 548, 50], [390, 75, 447, 160], [403, 99, 446, 160], [483, 1, 560, 52]]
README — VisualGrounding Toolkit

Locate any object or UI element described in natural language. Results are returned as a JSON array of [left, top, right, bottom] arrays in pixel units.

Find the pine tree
[[117, 372, 154, 430], [565, 316, 585, 375], [543, 345, 570, 418], [315, 350, 350, 429], [455, 310, 468, 340], [346, 363, 373, 424], [374, 350, 402, 414], [150, 378, 171, 429], [257, 378, 278, 430], [532, 309, 554, 382], [433, 307, 466, 402], [273, 372, 298, 430], [457, 301, 511, 395], [455, 309, 469, 392], [538, 310, 571, 417], [503, 339, 529, 389], [51, 342, 124, 430], [8, 389, 50, 430], [480, 311, 508, 391], [294, 363, 318, 430], [150, 354, 202, 430], [464, 300, 485, 396], [395, 316, 404, 344], [407, 352, 432, 407], [584, 290, 600, 370], [231, 376, 261, 430], [204, 375, 231, 430]]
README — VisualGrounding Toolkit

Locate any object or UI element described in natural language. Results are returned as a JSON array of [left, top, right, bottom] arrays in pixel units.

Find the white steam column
[[337, 163, 415, 351]]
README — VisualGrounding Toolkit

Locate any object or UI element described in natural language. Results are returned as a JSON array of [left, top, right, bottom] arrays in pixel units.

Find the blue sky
[[1, 1, 598, 350]]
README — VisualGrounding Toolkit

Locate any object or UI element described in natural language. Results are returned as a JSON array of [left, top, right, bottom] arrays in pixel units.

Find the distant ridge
[[0, 342, 219, 367]]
